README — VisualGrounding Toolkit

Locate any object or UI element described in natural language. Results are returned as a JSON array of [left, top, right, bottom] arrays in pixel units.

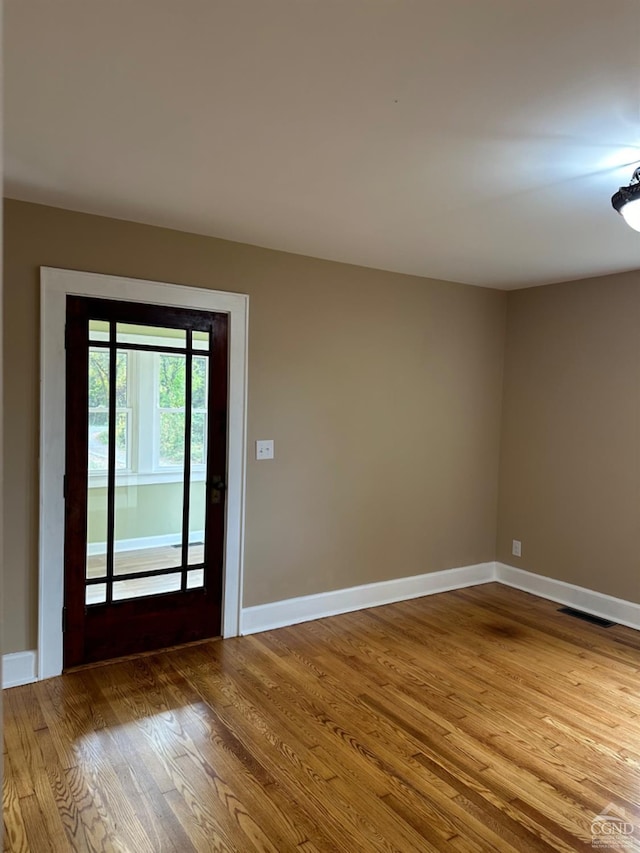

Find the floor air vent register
[[558, 607, 616, 628]]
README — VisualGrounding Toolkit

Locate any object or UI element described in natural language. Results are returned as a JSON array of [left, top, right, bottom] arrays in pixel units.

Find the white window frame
[[39, 268, 249, 680]]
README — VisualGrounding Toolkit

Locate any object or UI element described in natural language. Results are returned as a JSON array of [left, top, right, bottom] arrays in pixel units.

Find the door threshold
[[63, 635, 223, 674]]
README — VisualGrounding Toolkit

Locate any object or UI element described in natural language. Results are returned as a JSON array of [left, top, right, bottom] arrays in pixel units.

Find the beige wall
[[88, 482, 206, 543], [497, 271, 640, 603], [3, 199, 507, 654]]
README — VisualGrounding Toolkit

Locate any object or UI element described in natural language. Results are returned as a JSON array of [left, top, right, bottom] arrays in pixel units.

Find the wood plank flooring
[[86, 545, 205, 604], [4, 583, 640, 851], [87, 545, 205, 577]]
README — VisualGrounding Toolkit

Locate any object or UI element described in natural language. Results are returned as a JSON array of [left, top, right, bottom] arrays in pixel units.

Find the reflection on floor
[[7, 585, 640, 851], [85, 544, 205, 604]]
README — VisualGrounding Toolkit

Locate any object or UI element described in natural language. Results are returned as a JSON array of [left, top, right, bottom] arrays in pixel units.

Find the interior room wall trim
[[241, 563, 496, 634], [2, 651, 37, 689], [495, 562, 640, 631], [6, 560, 640, 687], [243, 562, 640, 635]]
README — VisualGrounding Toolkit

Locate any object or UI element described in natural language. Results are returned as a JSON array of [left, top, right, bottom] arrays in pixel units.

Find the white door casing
[[39, 267, 248, 680]]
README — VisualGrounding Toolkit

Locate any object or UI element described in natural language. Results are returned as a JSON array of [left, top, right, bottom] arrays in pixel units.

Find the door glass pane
[[188, 356, 208, 565], [116, 324, 186, 348], [158, 353, 187, 468], [193, 331, 210, 351], [187, 569, 204, 589], [113, 346, 185, 580], [88, 319, 109, 342], [88, 411, 109, 471], [86, 486, 108, 580], [191, 413, 206, 465], [88, 347, 110, 470], [159, 412, 186, 467], [113, 573, 182, 601], [188, 480, 205, 566], [112, 494, 184, 575], [86, 584, 107, 606], [113, 526, 185, 576], [191, 356, 208, 464], [86, 347, 110, 578], [84, 321, 212, 604]]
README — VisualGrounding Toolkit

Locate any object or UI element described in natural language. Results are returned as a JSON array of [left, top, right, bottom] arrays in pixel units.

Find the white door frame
[[39, 267, 248, 680]]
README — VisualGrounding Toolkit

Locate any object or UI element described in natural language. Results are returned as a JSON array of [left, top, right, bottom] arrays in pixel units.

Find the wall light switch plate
[[512, 539, 522, 558], [256, 439, 274, 460]]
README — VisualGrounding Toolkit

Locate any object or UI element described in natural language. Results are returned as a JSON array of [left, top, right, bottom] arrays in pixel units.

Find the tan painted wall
[[3, 199, 506, 654], [497, 271, 640, 603], [88, 482, 207, 543]]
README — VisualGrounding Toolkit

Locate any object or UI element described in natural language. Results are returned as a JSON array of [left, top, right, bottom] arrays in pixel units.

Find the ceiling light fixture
[[612, 166, 640, 231]]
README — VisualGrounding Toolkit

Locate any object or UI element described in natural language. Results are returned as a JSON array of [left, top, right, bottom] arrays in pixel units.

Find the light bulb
[[620, 198, 640, 232]]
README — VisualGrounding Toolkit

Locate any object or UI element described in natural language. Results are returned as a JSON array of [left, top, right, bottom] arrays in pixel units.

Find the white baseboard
[[2, 651, 38, 689], [241, 562, 496, 635], [496, 563, 640, 632], [87, 530, 205, 557], [243, 561, 640, 636], [6, 561, 640, 689]]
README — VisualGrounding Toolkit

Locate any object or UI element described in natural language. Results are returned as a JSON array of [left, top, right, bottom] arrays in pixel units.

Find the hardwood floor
[[86, 545, 205, 604], [4, 583, 640, 851], [86, 545, 206, 578]]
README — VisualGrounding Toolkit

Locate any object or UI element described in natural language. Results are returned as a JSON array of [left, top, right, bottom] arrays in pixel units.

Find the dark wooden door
[[64, 296, 228, 667]]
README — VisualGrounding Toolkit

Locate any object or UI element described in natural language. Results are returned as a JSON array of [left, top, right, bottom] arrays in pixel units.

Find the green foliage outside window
[[158, 355, 207, 466], [88, 350, 128, 409], [87, 349, 208, 470], [88, 350, 128, 469]]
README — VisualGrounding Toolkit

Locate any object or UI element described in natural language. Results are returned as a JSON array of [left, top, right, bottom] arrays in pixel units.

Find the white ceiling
[[5, 0, 640, 289]]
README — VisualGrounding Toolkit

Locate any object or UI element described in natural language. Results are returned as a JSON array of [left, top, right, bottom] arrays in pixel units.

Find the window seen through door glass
[[88, 349, 129, 470], [85, 322, 210, 600]]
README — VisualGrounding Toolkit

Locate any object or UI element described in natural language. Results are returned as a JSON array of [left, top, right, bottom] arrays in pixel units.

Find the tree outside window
[[87, 349, 208, 476], [88, 349, 129, 470], [157, 354, 208, 467]]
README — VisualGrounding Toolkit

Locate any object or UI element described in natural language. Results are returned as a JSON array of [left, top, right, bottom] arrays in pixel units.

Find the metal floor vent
[[172, 541, 204, 548], [558, 607, 616, 628]]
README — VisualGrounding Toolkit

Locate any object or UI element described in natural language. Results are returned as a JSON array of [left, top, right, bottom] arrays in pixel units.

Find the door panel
[[64, 296, 228, 667]]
